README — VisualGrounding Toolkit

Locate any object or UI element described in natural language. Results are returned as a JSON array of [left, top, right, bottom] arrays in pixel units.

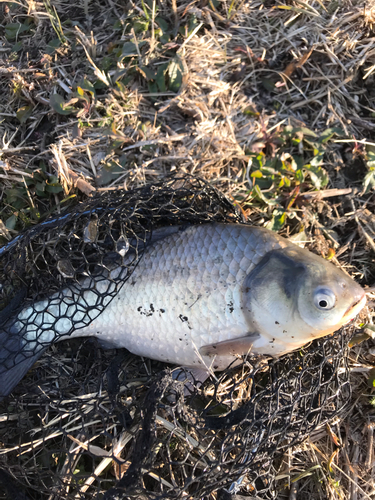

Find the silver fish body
[[0, 223, 366, 396], [75, 222, 288, 369]]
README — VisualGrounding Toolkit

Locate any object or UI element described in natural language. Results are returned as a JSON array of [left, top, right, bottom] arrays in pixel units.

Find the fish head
[[294, 248, 366, 335], [243, 244, 366, 352]]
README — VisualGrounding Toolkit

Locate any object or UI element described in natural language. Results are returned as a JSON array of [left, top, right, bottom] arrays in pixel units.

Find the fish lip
[[342, 293, 367, 322]]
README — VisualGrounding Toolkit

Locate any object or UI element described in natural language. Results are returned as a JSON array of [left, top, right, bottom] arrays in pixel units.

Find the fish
[[0, 222, 366, 397]]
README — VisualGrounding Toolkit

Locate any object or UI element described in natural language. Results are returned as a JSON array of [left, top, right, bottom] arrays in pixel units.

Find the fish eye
[[313, 288, 336, 310]]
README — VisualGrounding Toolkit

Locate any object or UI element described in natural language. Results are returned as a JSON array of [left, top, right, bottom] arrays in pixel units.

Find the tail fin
[[0, 351, 45, 398], [0, 325, 46, 398]]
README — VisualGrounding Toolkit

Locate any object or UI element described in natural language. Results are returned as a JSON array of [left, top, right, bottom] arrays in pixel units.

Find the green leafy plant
[[5, 21, 32, 40], [16, 105, 34, 123], [362, 149, 375, 194], [50, 79, 97, 117], [243, 126, 341, 230], [46, 38, 61, 55], [140, 57, 183, 94], [1, 165, 65, 234], [368, 367, 375, 389]]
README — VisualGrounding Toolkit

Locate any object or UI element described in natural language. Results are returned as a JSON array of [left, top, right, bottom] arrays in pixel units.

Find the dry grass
[[1, 0, 375, 498]]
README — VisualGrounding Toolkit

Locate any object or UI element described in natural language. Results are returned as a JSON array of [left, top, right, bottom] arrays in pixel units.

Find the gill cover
[[242, 249, 307, 341]]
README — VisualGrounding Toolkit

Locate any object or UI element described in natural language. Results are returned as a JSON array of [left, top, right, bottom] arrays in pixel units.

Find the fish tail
[[0, 325, 46, 398]]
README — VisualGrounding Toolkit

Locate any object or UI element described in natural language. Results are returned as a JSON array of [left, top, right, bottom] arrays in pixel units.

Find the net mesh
[[0, 175, 352, 499]]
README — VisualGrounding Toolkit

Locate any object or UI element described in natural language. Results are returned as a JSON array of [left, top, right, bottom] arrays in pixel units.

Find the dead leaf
[[282, 47, 314, 78]]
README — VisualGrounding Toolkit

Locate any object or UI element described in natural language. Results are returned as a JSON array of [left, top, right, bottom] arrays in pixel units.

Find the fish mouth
[[342, 293, 367, 324]]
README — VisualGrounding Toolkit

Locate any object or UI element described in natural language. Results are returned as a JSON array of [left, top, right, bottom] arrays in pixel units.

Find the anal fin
[[172, 367, 210, 396], [199, 333, 261, 357]]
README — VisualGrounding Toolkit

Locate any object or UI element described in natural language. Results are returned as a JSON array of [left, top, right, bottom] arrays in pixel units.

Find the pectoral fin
[[199, 333, 261, 357]]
